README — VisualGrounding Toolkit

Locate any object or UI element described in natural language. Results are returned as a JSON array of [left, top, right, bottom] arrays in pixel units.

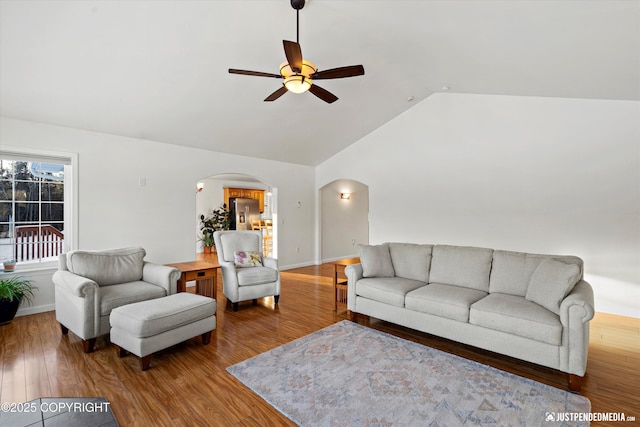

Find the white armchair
[[213, 230, 280, 311], [52, 247, 180, 353]]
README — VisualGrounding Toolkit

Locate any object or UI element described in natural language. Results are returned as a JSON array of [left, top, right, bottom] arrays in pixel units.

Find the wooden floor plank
[[0, 263, 638, 426]]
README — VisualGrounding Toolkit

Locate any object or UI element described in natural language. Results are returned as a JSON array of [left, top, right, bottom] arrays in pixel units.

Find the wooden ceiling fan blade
[[283, 40, 303, 72], [309, 85, 338, 103], [229, 69, 282, 79], [264, 86, 288, 102], [312, 65, 365, 80]]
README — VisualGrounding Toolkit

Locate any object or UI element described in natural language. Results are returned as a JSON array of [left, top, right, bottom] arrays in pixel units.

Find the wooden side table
[[165, 260, 220, 300], [331, 257, 360, 311]]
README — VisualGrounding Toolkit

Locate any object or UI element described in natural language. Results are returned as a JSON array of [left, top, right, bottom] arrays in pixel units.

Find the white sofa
[[53, 247, 181, 353], [346, 243, 595, 392]]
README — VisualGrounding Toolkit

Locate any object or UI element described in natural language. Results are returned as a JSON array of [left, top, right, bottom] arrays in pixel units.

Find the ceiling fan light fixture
[[284, 75, 312, 93], [280, 60, 317, 93]]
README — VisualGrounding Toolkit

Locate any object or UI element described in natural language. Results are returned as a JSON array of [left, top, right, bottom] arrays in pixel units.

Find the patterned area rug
[[228, 320, 591, 426]]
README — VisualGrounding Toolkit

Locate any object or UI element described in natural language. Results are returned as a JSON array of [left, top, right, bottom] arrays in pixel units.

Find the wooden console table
[[165, 260, 220, 299], [331, 257, 360, 311]]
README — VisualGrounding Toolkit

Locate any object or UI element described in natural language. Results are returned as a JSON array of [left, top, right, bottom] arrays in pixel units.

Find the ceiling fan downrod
[[291, 0, 305, 44]]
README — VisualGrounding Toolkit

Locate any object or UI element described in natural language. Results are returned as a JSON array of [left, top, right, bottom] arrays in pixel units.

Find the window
[[0, 149, 75, 267]]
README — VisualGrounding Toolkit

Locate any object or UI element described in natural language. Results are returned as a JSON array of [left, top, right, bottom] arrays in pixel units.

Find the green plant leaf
[[0, 276, 37, 305]]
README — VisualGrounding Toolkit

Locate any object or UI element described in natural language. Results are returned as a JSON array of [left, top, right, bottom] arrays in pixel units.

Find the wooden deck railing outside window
[[15, 225, 64, 262]]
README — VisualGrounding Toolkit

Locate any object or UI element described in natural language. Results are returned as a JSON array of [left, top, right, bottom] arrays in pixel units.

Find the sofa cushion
[[66, 247, 146, 286], [237, 266, 278, 286], [100, 281, 167, 316], [489, 250, 584, 297], [388, 243, 433, 283], [470, 293, 562, 345], [525, 259, 582, 314], [405, 284, 487, 322], [429, 245, 494, 292], [355, 277, 426, 307], [359, 244, 395, 278], [489, 251, 540, 296], [234, 250, 263, 267]]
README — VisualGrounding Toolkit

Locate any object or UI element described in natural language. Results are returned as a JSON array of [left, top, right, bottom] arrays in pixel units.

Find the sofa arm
[[143, 262, 181, 295], [52, 270, 99, 298], [345, 263, 363, 312], [263, 257, 279, 272], [218, 260, 240, 302], [560, 280, 595, 327], [559, 280, 594, 377]]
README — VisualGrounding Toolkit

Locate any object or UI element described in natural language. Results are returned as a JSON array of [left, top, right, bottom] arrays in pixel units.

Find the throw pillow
[[359, 244, 395, 278], [234, 251, 263, 268], [525, 259, 581, 314]]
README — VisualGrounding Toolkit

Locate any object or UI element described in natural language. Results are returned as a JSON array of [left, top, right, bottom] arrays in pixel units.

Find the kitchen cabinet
[[224, 187, 265, 213]]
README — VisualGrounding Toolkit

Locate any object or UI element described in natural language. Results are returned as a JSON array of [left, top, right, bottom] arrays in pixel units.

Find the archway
[[195, 173, 277, 259], [319, 179, 369, 262]]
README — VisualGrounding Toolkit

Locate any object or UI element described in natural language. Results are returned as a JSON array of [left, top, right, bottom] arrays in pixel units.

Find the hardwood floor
[[1, 263, 638, 426]]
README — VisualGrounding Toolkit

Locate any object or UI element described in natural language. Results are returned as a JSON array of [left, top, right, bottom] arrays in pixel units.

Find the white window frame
[[0, 146, 78, 271]]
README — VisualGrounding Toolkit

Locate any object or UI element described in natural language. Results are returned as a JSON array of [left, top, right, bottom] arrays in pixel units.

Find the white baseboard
[[279, 261, 317, 271], [16, 304, 55, 317]]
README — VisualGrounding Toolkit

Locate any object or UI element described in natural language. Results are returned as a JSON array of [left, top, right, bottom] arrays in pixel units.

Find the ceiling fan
[[228, 0, 365, 104]]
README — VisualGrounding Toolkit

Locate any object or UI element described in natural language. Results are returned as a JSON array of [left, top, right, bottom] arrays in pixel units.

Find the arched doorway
[[195, 173, 277, 259], [319, 179, 369, 262]]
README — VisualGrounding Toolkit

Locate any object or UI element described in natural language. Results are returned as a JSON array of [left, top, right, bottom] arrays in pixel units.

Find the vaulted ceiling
[[1, 1, 638, 166]]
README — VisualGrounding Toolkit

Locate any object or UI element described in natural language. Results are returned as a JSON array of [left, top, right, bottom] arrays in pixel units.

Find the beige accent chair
[[213, 230, 280, 311], [52, 247, 180, 353]]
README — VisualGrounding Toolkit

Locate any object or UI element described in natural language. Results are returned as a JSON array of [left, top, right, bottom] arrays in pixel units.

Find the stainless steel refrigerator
[[229, 198, 260, 230]]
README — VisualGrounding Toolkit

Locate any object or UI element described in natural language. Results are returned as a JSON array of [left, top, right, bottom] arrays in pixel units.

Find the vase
[[0, 298, 21, 325], [3, 261, 16, 272], [203, 246, 213, 255]]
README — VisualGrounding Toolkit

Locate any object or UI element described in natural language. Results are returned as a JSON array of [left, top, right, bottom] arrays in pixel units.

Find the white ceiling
[[1, 1, 638, 166]]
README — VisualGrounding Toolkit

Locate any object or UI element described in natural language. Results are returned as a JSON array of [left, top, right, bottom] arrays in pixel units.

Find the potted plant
[[0, 276, 37, 325], [200, 204, 230, 254], [199, 233, 216, 254], [3, 259, 17, 272]]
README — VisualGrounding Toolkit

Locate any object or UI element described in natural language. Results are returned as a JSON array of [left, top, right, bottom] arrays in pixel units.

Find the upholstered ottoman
[[109, 292, 216, 370]]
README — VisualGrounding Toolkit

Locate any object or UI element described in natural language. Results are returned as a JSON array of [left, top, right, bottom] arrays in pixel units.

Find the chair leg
[[82, 338, 96, 353], [274, 295, 280, 305], [141, 355, 152, 371], [567, 374, 583, 393], [117, 346, 128, 358], [201, 331, 212, 345], [233, 302, 239, 312], [59, 323, 68, 335]]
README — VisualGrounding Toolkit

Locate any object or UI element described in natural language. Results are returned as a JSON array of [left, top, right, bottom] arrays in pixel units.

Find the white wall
[[1, 117, 316, 315], [320, 179, 369, 261], [194, 177, 224, 253], [316, 93, 640, 318]]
